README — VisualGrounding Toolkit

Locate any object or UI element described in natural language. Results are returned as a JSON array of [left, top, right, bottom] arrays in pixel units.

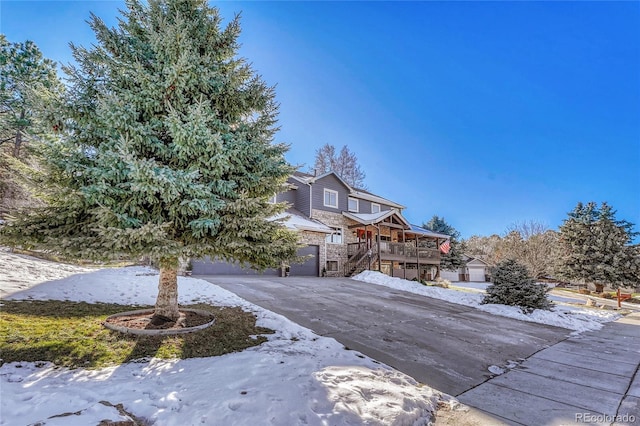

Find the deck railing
[[348, 242, 440, 263], [345, 243, 378, 276]]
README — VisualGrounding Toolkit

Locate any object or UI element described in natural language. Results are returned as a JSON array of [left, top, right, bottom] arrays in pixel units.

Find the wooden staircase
[[345, 243, 378, 277]]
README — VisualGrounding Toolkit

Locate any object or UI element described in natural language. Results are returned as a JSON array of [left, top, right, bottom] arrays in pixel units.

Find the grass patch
[[0, 300, 273, 369]]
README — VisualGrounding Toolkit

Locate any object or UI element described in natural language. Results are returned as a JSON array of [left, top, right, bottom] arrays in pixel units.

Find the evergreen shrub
[[482, 259, 551, 313]]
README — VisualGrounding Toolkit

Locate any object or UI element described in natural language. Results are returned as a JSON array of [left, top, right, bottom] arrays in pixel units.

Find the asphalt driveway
[[198, 275, 571, 397]]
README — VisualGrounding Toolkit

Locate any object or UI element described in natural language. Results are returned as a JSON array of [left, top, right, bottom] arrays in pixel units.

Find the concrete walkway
[[441, 313, 640, 426]]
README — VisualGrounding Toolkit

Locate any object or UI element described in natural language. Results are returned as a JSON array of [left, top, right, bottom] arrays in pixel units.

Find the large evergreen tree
[[557, 202, 639, 290], [0, 0, 299, 322], [422, 215, 465, 271]]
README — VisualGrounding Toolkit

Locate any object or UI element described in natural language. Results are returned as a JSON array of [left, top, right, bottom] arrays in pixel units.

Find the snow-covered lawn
[[0, 252, 441, 426], [0, 248, 94, 298], [451, 280, 586, 305], [352, 271, 621, 334]]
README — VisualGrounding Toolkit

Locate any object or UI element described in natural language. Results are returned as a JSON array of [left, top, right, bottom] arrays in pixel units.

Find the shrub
[[482, 259, 552, 313], [434, 278, 451, 288]]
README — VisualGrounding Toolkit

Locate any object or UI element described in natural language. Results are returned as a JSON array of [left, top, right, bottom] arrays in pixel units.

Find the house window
[[371, 203, 381, 213], [348, 197, 359, 212], [324, 189, 338, 208], [326, 227, 343, 244], [326, 260, 339, 272]]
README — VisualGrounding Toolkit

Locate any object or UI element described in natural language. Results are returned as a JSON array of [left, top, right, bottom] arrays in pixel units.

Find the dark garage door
[[192, 245, 319, 276], [290, 245, 319, 276], [192, 257, 279, 276]]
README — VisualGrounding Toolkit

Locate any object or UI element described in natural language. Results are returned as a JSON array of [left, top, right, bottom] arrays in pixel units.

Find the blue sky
[[2, 1, 639, 239]]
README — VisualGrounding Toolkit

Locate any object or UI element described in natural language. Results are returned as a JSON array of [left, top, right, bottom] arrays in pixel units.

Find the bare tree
[[500, 221, 558, 279], [464, 234, 502, 265], [312, 143, 366, 189]]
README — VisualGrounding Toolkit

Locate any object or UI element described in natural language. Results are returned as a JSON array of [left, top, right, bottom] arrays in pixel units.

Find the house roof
[[293, 170, 314, 179], [407, 224, 451, 240], [295, 170, 405, 209], [272, 208, 333, 234], [307, 170, 352, 189], [344, 209, 417, 230], [290, 172, 312, 185], [343, 209, 409, 226], [466, 257, 490, 266], [350, 189, 405, 209]]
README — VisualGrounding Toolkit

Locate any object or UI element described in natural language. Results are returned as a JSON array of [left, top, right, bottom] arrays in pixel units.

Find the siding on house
[[311, 174, 351, 214], [277, 189, 296, 206], [351, 198, 393, 214], [290, 178, 312, 218]]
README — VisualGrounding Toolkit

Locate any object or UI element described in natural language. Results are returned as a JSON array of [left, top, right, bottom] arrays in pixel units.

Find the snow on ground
[[0, 248, 95, 298], [0, 252, 440, 426], [451, 280, 586, 304], [352, 271, 620, 333]]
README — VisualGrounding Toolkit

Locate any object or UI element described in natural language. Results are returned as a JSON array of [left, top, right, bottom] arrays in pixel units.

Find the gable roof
[[343, 209, 410, 227], [295, 170, 405, 209], [407, 224, 451, 240], [308, 170, 352, 189], [462, 256, 491, 266], [467, 258, 490, 266]]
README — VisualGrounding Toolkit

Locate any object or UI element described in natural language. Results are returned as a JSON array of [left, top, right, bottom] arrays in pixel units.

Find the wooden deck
[[348, 242, 440, 265]]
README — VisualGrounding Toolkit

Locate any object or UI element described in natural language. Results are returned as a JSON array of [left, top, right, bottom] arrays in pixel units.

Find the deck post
[[402, 229, 406, 279], [416, 235, 420, 280], [376, 224, 382, 272]]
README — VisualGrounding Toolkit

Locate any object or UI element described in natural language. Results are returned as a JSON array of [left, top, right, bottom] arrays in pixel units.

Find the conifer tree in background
[[557, 202, 639, 291], [0, 0, 299, 322], [0, 36, 63, 213], [482, 258, 551, 313], [422, 215, 465, 272]]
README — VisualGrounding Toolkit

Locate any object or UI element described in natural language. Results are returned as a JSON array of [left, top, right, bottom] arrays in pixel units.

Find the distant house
[[192, 170, 450, 278], [440, 255, 491, 282]]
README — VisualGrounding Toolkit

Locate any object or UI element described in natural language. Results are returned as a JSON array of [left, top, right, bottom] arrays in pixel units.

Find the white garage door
[[468, 267, 486, 282], [440, 270, 459, 282]]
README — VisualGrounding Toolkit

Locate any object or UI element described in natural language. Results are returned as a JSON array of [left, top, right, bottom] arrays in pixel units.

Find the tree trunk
[[13, 110, 25, 158], [13, 129, 22, 158], [154, 267, 180, 322]]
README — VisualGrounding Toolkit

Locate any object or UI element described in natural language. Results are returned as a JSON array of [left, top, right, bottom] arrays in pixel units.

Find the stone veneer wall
[[309, 209, 359, 276]]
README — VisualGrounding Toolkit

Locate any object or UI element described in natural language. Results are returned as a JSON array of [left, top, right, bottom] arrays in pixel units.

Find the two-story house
[[192, 170, 451, 279]]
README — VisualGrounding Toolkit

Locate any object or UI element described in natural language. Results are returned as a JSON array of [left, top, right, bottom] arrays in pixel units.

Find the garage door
[[468, 268, 486, 282], [192, 256, 279, 276], [440, 270, 459, 282], [290, 245, 319, 277]]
